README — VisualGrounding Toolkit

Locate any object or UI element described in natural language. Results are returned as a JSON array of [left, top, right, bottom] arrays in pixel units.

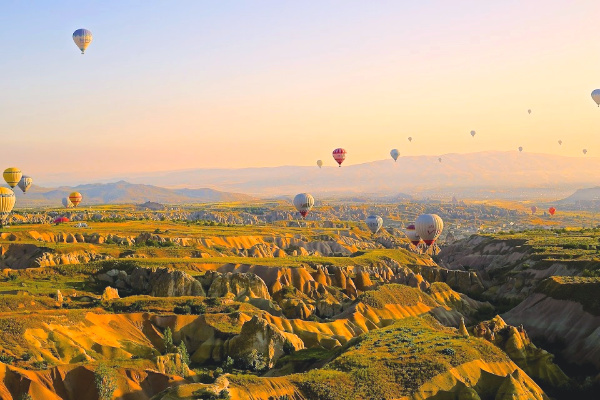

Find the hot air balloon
[[531, 206, 537, 215], [404, 224, 421, 246], [528, 109, 532, 114], [470, 130, 476, 138], [390, 149, 399, 162], [592, 89, 600, 107], [293, 193, 314, 219], [583, 149, 588, 155], [0, 188, 15, 227], [54, 217, 70, 225], [518, 146, 523, 152], [365, 215, 383, 235], [415, 214, 444, 246], [17, 176, 32, 194], [408, 137, 412, 142], [3, 168, 22, 188], [317, 160, 323, 168], [558, 140, 562, 145], [69, 192, 82, 207], [62, 197, 73, 208], [438, 157, 442, 163], [332, 148, 346, 167], [548, 207, 556, 216], [73, 29, 93, 54]]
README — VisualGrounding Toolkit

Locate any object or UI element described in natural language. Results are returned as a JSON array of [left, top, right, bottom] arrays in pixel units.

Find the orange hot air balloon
[[548, 207, 556, 216], [69, 192, 82, 207]]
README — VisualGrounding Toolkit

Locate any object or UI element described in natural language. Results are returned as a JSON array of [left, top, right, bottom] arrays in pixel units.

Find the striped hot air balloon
[[3, 168, 22, 188], [73, 29, 93, 54], [18, 176, 32, 193], [0, 187, 15, 227], [69, 192, 82, 207], [332, 148, 346, 167]]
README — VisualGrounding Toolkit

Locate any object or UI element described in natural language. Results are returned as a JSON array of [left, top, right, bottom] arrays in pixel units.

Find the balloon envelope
[[390, 149, 399, 161], [62, 197, 73, 208], [18, 176, 32, 193], [408, 137, 412, 142], [583, 149, 588, 155], [54, 217, 69, 225], [528, 109, 532, 114], [332, 148, 346, 167], [558, 140, 562, 145], [317, 160, 323, 168], [365, 215, 383, 234], [518, 146, 523, 152], [531, 206, 537, 215], [0, 187, 15, 225], [293, 193, 314, 218], [592, 89, 600, 106], [416, 214, 444, 246], [470, 130, 476, 137], [404, 224, 421, 246], [3, 168, 22, 188], [73, 29, 93, 54], [548, 207, 556, 216], [69, 192, 82, 207]]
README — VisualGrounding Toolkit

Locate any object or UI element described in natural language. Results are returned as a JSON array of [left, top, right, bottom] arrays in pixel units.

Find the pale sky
[[1, 1, 600, 184]]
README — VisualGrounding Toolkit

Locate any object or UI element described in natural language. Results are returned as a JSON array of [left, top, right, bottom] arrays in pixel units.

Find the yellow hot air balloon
[[0, 187, 15, 227], [3, 168, 22, 188], [73, 29, 93, 54], [69, 192, 83, 207]]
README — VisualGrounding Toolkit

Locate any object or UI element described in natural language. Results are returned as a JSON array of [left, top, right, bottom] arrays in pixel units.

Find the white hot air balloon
[[17, 176, 33, 193], [293, 193, 314, 219], [317, 160, 323, 168], [390, 149, 399, 162], [592, 89, 600, 107], [404, 224, 421, 246], [470, 130, 476, 138], [365, 215, 383, 235], [62, 197, 74, 208], [415, 214, 444, 246]]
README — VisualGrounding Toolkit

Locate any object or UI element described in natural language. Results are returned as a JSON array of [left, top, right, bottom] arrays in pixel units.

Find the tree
[[163, 327, 174, 354], [177, 340, 190, 366], [94, 363, 118, 400]]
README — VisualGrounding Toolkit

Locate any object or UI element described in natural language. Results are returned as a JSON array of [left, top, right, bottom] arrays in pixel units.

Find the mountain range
[[13, 181, 254, 207], [106, 151, 599, 199]]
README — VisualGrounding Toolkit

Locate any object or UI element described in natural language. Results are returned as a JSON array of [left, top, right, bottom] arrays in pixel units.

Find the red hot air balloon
[[548, 207, 556, 216], [54, 217, 70, 225], [332, 148, 346, 167]]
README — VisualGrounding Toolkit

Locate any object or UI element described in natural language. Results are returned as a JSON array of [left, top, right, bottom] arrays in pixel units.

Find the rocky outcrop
[[94, 267, 205, 297], [101, 286, 120, 301], [225, 316, 304, 369], [202, 271, 271, 301]]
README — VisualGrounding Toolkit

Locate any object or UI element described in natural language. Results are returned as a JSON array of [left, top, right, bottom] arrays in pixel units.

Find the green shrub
[[222, 356, 234, 372], [95, 363, 118, 400], [174, 305, 192, 315], [0, 354, 14, 364]]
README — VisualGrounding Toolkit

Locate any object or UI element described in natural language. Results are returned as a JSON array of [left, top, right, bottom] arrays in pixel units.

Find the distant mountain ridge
[[13, 181, 255, 207], [108, 151, 600, 198]]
